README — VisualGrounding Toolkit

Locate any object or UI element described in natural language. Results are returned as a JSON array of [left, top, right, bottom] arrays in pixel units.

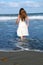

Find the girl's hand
[[16, 15, 20, 24]]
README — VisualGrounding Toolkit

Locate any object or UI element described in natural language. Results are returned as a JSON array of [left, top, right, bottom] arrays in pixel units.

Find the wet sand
[[0, 51, 43, 65]]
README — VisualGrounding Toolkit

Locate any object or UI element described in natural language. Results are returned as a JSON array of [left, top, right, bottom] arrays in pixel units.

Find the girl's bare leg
[[20, 36, 24, 41]]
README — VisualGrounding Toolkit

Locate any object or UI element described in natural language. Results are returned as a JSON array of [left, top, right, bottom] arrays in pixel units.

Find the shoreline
[[0, 49, 43, 52]]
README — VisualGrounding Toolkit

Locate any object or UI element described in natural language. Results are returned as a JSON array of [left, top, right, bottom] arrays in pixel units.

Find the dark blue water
[[0, 19, 43, 51]]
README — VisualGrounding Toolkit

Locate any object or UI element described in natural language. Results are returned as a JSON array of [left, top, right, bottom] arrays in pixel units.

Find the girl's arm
[[25, 16, 29, 26], [16, 15, 20, 24]]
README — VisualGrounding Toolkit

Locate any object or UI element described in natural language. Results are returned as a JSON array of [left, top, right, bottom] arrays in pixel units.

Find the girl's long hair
[[19, 8, 24, 15], [19, 8, 27, 21]]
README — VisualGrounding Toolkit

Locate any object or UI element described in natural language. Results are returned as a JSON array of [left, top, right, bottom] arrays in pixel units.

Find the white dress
[[17, 19, 29, 37]]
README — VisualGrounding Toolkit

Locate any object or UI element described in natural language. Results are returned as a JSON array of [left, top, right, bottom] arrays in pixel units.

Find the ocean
[[0, 13, 43, 52]]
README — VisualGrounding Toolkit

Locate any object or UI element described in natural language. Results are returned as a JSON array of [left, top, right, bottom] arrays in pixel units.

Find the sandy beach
[[0, 51, 43, 65]]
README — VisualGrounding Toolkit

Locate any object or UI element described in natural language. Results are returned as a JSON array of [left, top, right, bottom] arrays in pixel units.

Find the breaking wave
[[0, 15, 43, 21]]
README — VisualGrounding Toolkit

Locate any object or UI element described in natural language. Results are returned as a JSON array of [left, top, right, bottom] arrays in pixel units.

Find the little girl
[[16, 8, 29, 40]]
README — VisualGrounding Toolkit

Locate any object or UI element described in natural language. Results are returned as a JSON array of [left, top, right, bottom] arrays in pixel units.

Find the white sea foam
[[29, 16, 43, 20], [0, 49, 43, 52], [0, 16, 43, 21], [15, 44, 43, 52], [0, 16, 17, 21]]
